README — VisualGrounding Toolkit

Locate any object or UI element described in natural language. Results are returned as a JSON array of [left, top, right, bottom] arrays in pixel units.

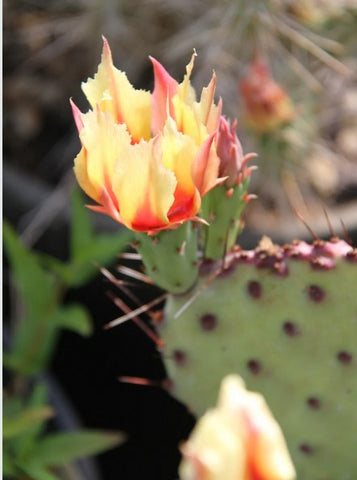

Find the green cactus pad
[[160, 238, 357, 479], [201, 179, 249, 260], [135, 222, 198, 294]]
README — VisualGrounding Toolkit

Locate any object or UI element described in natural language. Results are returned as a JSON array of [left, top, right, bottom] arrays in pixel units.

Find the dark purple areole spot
[[283, 321, 299, 337], [247, 359, 261, 374], [307, 284, 325, 303], [219, 261, 237, 278], [199, 259, 216, 277], [337, 351, 352, 365], [247, 280, 262, 299], [173, 349, 186, 366], [299, 443, 313, 455], [200, 313, 217, 331], [307, 397, 321, 410]]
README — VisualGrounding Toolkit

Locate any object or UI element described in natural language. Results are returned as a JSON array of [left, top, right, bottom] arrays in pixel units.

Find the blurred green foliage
[[3, 189, 132, 479]]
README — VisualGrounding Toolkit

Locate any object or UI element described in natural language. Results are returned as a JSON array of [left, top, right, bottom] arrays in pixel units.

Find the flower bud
[[180, 375, 296, 480], [216, 117, 244, 188], [240, 59, 295, 134]]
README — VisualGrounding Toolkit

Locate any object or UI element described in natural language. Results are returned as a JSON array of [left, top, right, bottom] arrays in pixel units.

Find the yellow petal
[[79, 108, 131, 195], [112, 137, 177, 231], [82, 38, 152, 142], [244, 393, 297, 480], [180, 409, 246, 480], [192, 133, 220, 197], [197, 73, 216, 126], [199, 75, 222, 134], [73, 147, 100, 202], [173, 54, 219, 143], [218, 375, 296, 480], [172, 95, 206, 144], [161, 117, 197, 195], [179, 52, 197, 104], [161, 117, 203, 222]]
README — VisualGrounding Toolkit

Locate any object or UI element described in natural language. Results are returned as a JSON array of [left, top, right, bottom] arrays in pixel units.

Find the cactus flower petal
[[112, 137, 177, 231], [82, 37, 152, 142], [72, 39, 221, 233], [150, 56, 179, 134], [192, 132, 221, 197], [180, 375, 296, 480]]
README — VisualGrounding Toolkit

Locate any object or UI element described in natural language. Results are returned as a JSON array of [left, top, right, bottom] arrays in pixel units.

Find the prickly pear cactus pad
[[160, 237, 357, 479]]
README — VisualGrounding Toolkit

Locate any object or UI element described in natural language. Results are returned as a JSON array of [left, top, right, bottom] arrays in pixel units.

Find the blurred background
[[3, 1, 357, 479]]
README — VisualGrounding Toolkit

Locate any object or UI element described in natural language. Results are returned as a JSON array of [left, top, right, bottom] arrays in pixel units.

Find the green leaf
[[70, 188, 94, 259], [3, 222, 60, 375], [53, 303, 92, 337], [3, 406, 54, 439], [20, 465, 59, 480], [15, 383, 49, 458], [28, 430, 126, 468], [3, 222, 57, 321], [34, 189, 133, 288], [3, 448, 17, 477]]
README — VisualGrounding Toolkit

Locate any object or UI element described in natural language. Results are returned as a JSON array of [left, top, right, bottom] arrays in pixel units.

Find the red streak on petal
[[102, 37, 125, 125], [130, 197, 169, 232], [99, 185, 121, 223], [168, 186, 197, 224], [192, 132, 217, 196], [70, 99, 84, 133], [150, 56, 178, 132]]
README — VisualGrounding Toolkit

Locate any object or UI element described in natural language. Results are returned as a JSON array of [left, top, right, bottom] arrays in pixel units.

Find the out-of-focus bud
[[180, 375, 296, 480], [239, 59, 295, 134]]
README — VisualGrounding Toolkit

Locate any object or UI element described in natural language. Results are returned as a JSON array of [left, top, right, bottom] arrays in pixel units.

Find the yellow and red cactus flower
[[216, 116, 256, 189], [239, 59, 295, 134], [72, 38, 222, 233], [179, 375, 296, 480], [150, 51, 222, 142]]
